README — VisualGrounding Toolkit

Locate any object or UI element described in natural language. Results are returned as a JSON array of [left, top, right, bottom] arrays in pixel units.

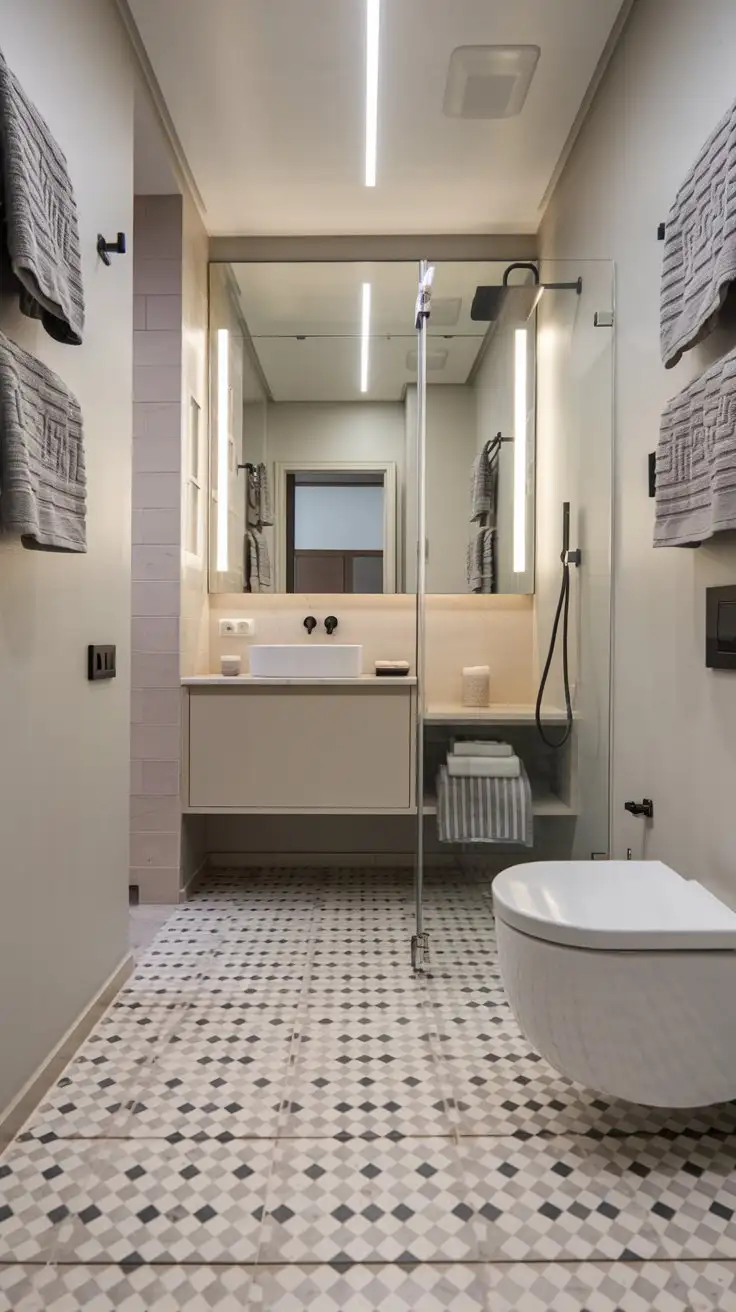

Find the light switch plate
[[234, 619, 255, 636]]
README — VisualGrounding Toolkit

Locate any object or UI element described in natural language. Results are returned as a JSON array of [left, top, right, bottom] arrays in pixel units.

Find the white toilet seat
[[493, 861, 736, 1107], [493, 860, 736, 951]]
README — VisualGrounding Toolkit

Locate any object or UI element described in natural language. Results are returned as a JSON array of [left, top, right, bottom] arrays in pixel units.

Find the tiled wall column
[[131, 196, 184, 903]]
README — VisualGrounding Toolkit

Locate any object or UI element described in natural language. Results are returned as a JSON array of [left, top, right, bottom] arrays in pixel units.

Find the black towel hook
[[97, 232, 127, 266]]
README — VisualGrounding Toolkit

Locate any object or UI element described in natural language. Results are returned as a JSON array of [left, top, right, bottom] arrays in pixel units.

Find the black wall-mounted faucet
[[303, 616, 318, 634], [324, 616, 339, 635]]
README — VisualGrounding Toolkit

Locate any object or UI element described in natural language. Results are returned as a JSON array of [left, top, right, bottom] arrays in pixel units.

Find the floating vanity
[[182, 675, 417, 814]]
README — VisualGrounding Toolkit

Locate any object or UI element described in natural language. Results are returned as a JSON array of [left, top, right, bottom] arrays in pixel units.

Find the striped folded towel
[[436, 764, 533, 847]]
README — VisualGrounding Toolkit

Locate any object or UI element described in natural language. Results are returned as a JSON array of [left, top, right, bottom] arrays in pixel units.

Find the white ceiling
[[231, 260, 533, 402], [127, 0, 626, 236]]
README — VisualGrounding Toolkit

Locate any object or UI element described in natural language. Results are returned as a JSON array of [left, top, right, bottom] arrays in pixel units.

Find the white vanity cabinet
[[182, 679, 416, 814]]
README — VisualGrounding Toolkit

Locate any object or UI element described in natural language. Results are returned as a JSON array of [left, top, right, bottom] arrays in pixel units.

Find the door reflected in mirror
[[208, 260, 536, 595]]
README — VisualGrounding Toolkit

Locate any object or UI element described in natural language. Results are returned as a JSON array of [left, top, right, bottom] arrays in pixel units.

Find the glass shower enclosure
[[411, 257, 615, 968]]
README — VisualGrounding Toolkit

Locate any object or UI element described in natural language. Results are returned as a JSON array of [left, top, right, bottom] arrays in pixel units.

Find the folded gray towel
[[0, 330, 86, 551], [0, 47, 84, 345], [654, 344, 736, 546], [437, 763, 533, 846], [466, 526, 495, 593], [661, 97, 736, 369], [470, 436, 501, 524]]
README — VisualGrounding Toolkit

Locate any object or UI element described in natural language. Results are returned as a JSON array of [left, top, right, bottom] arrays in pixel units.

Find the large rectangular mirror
[[208, 259, 537, 594]]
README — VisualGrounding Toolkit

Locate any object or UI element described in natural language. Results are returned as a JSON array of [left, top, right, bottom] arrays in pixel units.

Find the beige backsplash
[[208, 593, 535, 706]]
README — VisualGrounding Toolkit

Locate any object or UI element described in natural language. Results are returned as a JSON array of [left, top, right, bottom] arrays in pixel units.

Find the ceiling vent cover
[[444, 45, 541, 120], [406, 347, 448, 373]]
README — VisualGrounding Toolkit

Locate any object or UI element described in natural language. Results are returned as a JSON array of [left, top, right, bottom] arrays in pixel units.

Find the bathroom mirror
[[208, 260, 537, 595]]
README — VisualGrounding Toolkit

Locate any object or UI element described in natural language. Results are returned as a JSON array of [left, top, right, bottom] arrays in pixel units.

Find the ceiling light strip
[[360, 283, 372, 393], [365, 0, 380, 186]]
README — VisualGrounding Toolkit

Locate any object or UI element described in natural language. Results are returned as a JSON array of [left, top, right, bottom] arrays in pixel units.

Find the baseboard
[[208, 851, 417, 869], [179, 854, 210, 901], [0, 951, 134, 1150]]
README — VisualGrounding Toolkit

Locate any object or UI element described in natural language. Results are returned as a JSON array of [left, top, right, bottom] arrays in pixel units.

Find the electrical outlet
[[234, 619, 255, 637], [219, 618, 237, 636]]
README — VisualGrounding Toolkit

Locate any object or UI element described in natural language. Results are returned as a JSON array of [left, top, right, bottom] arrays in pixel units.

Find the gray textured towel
[[0, 330, 86, 551], [470, 436, 500, 524], [0, 47, 84, 345], [247, 462, 273, 528], [654, 344, 736, 547], [661, 97, 736, 369], [436, 763, 533, 846], [245, 527, 271, 591], [257, 462, 273, 527], [467, 526, 495, 593]]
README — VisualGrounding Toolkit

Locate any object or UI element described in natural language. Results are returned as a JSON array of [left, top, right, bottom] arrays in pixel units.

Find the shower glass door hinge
[[411, 933, 430, 970], [594, 310, 614, 327]]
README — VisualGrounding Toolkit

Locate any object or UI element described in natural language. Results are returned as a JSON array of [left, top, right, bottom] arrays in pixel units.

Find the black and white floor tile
[[3, 868, 736, 1309]]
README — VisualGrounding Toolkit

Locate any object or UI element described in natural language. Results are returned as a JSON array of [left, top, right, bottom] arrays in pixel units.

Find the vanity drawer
[[187, 686, 414, 811]]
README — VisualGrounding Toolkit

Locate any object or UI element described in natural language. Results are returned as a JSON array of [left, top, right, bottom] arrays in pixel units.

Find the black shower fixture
[[471, 262, 583, 322]]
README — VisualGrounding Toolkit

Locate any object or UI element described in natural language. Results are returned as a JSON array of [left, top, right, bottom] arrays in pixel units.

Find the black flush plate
[[88, 644, 116, 681]]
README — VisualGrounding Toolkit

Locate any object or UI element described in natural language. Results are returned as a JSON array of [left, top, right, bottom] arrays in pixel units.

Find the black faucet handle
[[324, 615, 339, 635], [303, 616, 318, 634]]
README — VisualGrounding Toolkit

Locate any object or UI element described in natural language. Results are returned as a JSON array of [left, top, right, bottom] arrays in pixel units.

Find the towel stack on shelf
[[436, 741, 533, 847]]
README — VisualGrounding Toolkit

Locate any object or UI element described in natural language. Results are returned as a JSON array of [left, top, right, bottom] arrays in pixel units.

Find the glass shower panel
[[413, 257, 615, 964], [536, 258, 614, 862]]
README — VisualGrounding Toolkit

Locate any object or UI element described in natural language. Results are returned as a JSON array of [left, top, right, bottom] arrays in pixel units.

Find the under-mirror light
[[365, 0, 380, 185], [513, 328, 528, 574], [360, 282, 371, 393], [217, 328, 230, 573]]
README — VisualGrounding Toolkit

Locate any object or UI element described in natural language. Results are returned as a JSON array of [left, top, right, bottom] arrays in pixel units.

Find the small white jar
[[220, 654, 242, 678], [462, 665, 490, 707]]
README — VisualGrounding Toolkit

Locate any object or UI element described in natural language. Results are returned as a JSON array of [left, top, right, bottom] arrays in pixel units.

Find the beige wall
[[540, 0, 736, 888], [209, 592, 535, 706], [0, 0, 133, 1113]]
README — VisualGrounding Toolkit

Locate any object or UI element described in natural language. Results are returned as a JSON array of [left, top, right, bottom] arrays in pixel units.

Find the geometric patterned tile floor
[[2, 870, 736, 1310]]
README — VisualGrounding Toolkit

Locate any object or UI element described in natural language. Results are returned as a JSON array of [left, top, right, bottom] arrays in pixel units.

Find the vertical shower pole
[[411, 260, 432, 970]]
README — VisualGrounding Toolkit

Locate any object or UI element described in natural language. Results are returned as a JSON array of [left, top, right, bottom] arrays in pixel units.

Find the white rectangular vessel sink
[[249, 644, 363, 678]]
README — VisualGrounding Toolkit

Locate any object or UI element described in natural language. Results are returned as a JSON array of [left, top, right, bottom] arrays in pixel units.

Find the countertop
[[182, 675, 418, 687]]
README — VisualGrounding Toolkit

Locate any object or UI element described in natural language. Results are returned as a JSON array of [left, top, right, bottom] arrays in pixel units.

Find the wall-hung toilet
[[494, 861, 736, 1108]]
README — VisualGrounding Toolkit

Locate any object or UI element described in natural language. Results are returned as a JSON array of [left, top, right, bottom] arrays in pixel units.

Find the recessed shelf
[[425, 704, 569, 725]]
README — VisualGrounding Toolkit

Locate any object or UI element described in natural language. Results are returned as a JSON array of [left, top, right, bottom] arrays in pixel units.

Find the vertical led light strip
[[365, 0, 380, 186], [216, 328, 230, 573], [513, 328, 528, 574], [360, 282, 371, 393]]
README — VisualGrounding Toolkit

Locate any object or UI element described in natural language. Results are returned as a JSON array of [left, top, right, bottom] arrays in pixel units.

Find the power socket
[[218, 618, 255, 637]]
